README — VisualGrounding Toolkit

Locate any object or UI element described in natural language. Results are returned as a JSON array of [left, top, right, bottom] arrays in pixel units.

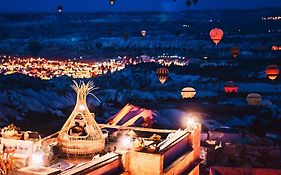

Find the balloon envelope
[[210, 28, 224, 45], [181, 87, 196, 98], [265, 65, 279, 80], [246, 93, 262, 106], [156, 68, 169, 84]]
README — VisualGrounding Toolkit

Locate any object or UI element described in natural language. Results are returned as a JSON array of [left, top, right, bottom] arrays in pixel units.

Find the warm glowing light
[[141, 30, 147, 37], [121, 135, 131, 149], [186, 118, 195, 129], [30, 150, 44, 167], [79, 104, 87, 111], [265, 65, 280, 81]]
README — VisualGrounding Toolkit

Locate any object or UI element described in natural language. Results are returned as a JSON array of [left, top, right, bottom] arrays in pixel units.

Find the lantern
[[58, 5, 63, 13], [141, 30, 147, 37], [265, 64, 279, 80], [181, 87, 196, 99], [109, 0, 115, 5], [156, 68, 169, 84], [210, 28, 223, 45], [230, 47, 240, 58], [246, 93, 262, 106], [224, 81, 238, 93]]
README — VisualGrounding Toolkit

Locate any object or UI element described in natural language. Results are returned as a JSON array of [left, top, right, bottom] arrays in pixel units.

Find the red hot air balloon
[[230, 47, 240, 58], [265, 65, 280, 80], [224, 81, 238, 93], [156, 68, 169, 84], [210, 28, 224, 45]]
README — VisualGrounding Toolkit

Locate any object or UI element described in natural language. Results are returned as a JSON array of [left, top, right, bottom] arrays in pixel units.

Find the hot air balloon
[[181, 87, 196, 99], [141, 30, 147, 37], [246, 93, 262, 106], [265, 65, 279, 80], [109, 0, 115, 5], [156, 68, 169, 84], [58, 5, 63, 13], [210, 28, 223, 45], [224, 81, 238, 93], [230, 47, 240, 58]]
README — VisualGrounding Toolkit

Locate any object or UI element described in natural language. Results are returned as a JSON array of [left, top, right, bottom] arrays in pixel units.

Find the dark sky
[[0, 0, 281, 12]]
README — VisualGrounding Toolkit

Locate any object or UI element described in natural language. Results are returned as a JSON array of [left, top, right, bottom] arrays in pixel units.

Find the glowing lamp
[[79, 104, 87, 111], [210, 28, 224, 45], [265, 64, 279, 80], [186, 118, 195, 129], [30, 150, 44, 167], [121, 135, 131, 149]]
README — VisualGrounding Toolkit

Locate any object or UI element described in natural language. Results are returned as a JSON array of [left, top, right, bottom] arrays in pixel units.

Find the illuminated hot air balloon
[[58, 5, 63, 13], [230, 47, 240, 58], [247, 93, 262, 106], [265, 64, 279, 80], [156, 68, 169, 84], [224, 81, 238, 93], [181, 87, 196, 99], [210, 28, 224, 45], [109, 0, 115, 5], [141, 30, 147, 37]]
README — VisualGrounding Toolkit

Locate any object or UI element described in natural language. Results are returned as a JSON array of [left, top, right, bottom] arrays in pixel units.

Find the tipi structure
[[57, 81, 105, 156]]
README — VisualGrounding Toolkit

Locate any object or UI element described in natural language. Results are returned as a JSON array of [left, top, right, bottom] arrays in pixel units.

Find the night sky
[[0, 0, 281, 13]]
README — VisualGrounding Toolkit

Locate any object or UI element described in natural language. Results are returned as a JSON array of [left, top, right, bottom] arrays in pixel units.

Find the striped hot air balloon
[[181, 87, 196, 98], [265, 64, 279, 80], [210, 28, 224, 45], [156, 68, 169, 84]]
